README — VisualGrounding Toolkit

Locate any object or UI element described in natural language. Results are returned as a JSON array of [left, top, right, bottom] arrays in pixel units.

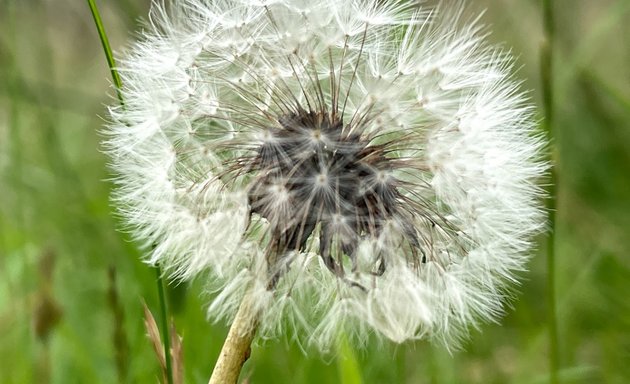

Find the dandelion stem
[[208, 293, 260, 384], [86, 2, 174, 383], [156, 266, 174, 384], [540, 0, 559, 383]]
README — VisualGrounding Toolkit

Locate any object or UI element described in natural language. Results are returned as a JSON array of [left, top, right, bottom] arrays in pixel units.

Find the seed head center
[[246, 110, 417, 279]]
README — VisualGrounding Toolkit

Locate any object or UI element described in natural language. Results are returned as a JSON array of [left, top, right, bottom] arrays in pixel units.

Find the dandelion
[[106, 0, 546, 356]]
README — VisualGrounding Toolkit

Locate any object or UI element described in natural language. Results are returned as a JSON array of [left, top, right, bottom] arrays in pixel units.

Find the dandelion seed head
[[106, 0, 547, 351]]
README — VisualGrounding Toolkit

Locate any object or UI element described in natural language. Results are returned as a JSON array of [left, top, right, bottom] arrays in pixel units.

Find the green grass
[[1, 0, 629, 383]]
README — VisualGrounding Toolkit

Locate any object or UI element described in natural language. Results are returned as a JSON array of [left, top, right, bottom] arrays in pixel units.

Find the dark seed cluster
[[246, 109, 419, 280]]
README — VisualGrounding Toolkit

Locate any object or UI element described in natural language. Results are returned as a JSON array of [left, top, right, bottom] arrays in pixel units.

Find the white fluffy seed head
[[105, 0, 547, 351]]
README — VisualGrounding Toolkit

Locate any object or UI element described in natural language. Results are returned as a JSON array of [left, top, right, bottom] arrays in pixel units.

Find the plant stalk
[[86, 0, 124, 105], [208, 294, 261, 384], [156, 266, 174, 384], [86, 2, 174, 384], [541, 0, 559, 383]]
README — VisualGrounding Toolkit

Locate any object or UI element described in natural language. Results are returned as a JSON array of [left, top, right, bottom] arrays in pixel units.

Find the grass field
[[1, 0, 629, 383]]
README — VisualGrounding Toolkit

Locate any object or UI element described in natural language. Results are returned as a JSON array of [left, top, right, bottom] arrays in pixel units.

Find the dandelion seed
[[106, 0, 547, 350]]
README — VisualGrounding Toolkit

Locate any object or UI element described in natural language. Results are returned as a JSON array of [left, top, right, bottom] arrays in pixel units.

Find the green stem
[[156, 266, 174, 384], [86, 0, 124, 105], [86, 2, 173, 384], [541, 0, 559, 383]]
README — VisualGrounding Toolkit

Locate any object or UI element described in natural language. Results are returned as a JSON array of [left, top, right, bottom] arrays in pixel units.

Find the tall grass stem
[[541, 0, 559, 383], [86, 0, 124, 105], [156, 267, 174, 384], [86, 2, 173, 383]]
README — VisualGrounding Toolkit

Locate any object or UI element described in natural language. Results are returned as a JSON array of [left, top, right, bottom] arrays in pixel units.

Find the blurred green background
[[1, 0, 629, 383]]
